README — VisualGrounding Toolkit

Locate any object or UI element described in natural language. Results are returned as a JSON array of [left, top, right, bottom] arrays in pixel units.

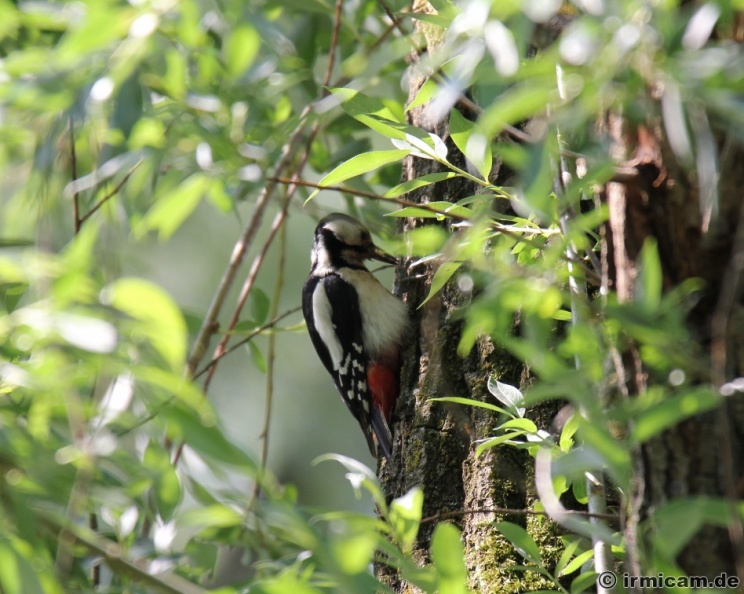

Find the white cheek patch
[[312, 282, 344, 369], [323, 219, 364, 246]]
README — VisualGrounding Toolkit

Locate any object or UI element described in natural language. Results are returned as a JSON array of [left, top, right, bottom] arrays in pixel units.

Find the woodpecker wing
[[303, 273, 392, 458]]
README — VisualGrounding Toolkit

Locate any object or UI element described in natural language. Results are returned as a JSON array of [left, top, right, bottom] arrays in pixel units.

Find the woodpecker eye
[[360, 230, 370, 243]]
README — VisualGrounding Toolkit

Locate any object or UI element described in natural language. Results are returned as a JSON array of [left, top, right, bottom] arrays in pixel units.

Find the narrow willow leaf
[[630, 388, 720, 443], [419, 261, 462, 307], [389, 487, 424, 553], [430, 396, 508, 414], [555, 539, 583, 576], [384, 172, 457, 197], [496, 521, 541, 564], [558, 548, 594, 577], [107, 278, 187, 370], [407, 78, 438, 111], [386, 202, 473, 220], [329, 87, 401, 122], [449, 110, 491, 179], [636, 237, 662, 312], [307, 149, 409, 201], [139, 173, 210, 240], [475, 432, 526, 457], [431, 523, 468, 594]]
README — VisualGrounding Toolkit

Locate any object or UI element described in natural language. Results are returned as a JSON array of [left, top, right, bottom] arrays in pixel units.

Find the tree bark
[[377, 5, 563, 592], [603, 110, 744, 583]]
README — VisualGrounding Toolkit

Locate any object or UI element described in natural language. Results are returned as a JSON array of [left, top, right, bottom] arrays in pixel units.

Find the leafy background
[[1, 0, 742, 592]]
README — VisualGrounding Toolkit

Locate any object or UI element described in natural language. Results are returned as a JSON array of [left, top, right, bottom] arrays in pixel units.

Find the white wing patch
[[312, 282, 344, 370]]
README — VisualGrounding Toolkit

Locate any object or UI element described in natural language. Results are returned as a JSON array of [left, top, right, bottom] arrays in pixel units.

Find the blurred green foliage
[[0, 0, 742, 591]]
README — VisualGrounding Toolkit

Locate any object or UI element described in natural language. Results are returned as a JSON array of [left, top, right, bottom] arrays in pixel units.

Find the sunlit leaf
[[384, 172, 458, 198], [449, 110, 492, 180], [407, 78, 439, 111], [389, 487, 424, 553], [420, 261, 462, 307], [495, 521, 541, 564], [307, 150, 409, 201], [138, 173, 210, 241], [106, 278, 187, 370], [224, 24, 260, 76], [431, 523, 468, 594], [487, 378, 525, 417], [636, 237, 662, 312]]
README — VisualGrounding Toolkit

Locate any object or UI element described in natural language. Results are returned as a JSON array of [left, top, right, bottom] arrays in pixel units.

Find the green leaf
[[636, 237, 662, 311], [475, 432, 526, 456], [449, 110, 492, 180], [386, 201, 473, 220], [430, 396, 508, 414], [487, 378, 525, 416], [389, 487, 424, 553], [248, 340, 267, 373], [578, 419, 631, 484], [180, 504, 243, 529], [307, 150, 409, 201], [498, 418, 537, 433], [651, 497, 731, 559], [630, 388, 720, 443], [329, 87, 401, 122], [480, 83, 555, 137], [407, 78, 439, 111], [106, 278, 187, 370], [139, 173, 210, 240], [166, 402, 257, 470], [250, 288, 270, 324], [558, 548, 594, 577], [384, 172, 457, 198], [570, 571, 598, 594], [224, 24, 260, 76], [420, 261, 463, 307], [431, 523, 468, 594], [495, 521, 541, 564], [555, 538, 583, 576]]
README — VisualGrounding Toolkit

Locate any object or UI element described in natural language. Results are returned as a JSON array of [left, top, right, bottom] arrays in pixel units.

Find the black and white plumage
[[302, 213, 408, 459]]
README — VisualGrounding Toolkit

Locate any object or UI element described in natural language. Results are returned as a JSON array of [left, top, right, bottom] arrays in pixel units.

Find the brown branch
[[420, 506, 616, 525], [323, 0, 344, 89], [183, 107, 312, 381], [79, 159, 144, 225], [193, 307, 301, 380]]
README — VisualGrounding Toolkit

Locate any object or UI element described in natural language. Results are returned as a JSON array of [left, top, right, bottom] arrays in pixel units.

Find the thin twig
[[323, 0, 344, 88], [183, 108, 311, 381], [251, 211, 288, 504], [79, 158, 144, 225], [420, 506, 616, 525], [193, 307, 301, 380], [70, 116, 81, 234], [268, 176, 558, 237]]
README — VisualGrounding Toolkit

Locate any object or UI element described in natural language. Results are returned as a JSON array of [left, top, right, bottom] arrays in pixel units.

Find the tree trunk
[[603, 112, 744, 582], [377, 5, 563, 592]]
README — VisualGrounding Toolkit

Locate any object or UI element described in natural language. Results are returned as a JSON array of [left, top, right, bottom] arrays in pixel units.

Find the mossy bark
[[376, 4, 564, 591]]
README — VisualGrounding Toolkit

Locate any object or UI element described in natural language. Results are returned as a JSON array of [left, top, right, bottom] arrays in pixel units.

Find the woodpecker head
[[311, 213, 397, 271]]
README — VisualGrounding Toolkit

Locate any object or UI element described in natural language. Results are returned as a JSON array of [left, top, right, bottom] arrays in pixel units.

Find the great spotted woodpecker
[[302, 213, 408, 459]]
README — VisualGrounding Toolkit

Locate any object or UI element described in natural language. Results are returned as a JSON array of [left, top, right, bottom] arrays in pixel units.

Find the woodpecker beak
[[370, 245, 398, 265]]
